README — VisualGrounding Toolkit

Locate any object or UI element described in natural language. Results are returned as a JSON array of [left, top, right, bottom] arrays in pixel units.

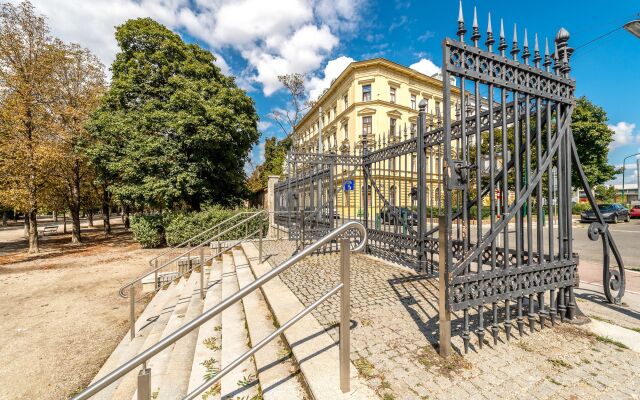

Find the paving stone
[[262, 240, 640, 400]]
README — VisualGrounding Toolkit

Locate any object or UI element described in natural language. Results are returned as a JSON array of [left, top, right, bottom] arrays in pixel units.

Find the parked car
[[580, 203, 630, 224], [379, 206, 418, 226], [630, 205, 640, 219]]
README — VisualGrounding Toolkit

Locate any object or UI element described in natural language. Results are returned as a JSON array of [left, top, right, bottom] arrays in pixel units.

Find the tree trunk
[[69, 160, 82, 244], [24, 216, 29, 238], [63, 212, 67, 234], [28, 209, 38, 253], [87, 210, 94, 227], [123, 204, 130, 230], [2, 211, 7, 227], [53, 210, 58, 222], [102, 187, 111, 236]]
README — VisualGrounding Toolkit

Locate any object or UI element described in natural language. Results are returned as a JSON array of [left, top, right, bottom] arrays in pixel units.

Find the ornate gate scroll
[[439, 3, 626, 354]]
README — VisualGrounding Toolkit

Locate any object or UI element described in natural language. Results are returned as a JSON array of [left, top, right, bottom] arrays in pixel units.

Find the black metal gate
[[272, 3, 626, 355]]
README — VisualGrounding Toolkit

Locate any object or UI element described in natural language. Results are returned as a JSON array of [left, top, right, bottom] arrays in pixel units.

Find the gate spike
[[485, 12, 494, 52], [533, 33, 541, 68], [491, 302, 499, 345], [498, 19, 507, 56], [549, 288, 557, 326], [552, 44, 560, 75], [522, 28, 530, 64], [543, 37, 551, 71], [510, 23, 520, 60], [476, 304, 485, 349], [527, 293, 536, 333], [516, 296, 524, 336], [471, 6, 480, 46], [462, 308, 470, 353], [457, 0, 466, 42], [504, 299, 512, 340]]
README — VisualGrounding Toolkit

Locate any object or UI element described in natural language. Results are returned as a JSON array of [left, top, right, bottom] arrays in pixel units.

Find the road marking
[[580, 280, 640, 295], [573, 226, 640, 234]]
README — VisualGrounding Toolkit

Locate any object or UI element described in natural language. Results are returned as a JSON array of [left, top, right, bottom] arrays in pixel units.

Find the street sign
[[344, 179, 355, 191]]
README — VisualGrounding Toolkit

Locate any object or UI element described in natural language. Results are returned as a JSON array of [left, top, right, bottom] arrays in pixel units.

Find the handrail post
[[130, 285, 136, 340], [438, 216, 452, 357], [258, 220, 263, 264], [339, 238, 351, 393], [200, 245, 205, 300], [154, 260, 158, 290]]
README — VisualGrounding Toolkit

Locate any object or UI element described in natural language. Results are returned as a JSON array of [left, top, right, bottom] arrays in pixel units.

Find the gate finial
[[457, 0, 466, 42], [543, 37, 551, 72], [552, 43, 560, 75], [555, 28, 571, 76], [485, 13, 494, 52], [522, 28, 530, 64], [498, 19, 507, 56], [533, 33, 542, 68], [510, 23, 520, 60], [471, 6, 480, 46]]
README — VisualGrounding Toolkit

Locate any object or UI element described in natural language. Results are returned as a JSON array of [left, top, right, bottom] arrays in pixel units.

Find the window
[[411, 94, 416, 110], [343, 123, 348, 140], [435, 101, 441, 117], [343, 94, 348, 109], [333, 106, 337, 120], [411, 122, 417, 134], [362, 116, 372, 138], [389, 87, 396, 103], [362, 84, 371, 101], [389, 118, 397, 136]]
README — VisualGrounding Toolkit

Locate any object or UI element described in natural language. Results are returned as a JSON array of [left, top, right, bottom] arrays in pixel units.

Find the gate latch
[[449, 160, 475, 189]]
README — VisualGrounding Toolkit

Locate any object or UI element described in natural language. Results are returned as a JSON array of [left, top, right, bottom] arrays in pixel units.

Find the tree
[[249, 73, 306, 191], [594, 185, 617, 203], [49, 43, 106, 243], [0, 1, 60, 253], [571, 96, 618, 189], [87, 18, 259, 211]]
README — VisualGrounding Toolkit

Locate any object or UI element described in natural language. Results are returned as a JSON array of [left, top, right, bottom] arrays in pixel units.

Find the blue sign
[[344, 179, 355, 191]]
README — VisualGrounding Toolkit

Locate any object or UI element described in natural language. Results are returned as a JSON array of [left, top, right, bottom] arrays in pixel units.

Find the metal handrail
[[146, 211, 256, 267], [72, 221, 366, 400], [119, 211, 268, 298]]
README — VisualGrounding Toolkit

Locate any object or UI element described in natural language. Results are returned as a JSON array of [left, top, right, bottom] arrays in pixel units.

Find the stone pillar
[[267, 175, 280, 238]]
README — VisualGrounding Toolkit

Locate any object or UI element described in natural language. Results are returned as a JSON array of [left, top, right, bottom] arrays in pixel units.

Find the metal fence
[[272, 3, 626, 355]]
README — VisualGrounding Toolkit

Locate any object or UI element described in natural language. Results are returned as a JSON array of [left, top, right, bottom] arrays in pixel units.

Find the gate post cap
[[418, 99, 428, 109], [555, 27, 570, 44]]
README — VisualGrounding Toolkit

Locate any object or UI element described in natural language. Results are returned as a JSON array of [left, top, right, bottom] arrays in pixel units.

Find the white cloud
[[18, 0, 365, 96], [306, 56, 355, 101], [608, 121, 639, 150], [257, 121, 272, 131], [409, 58, 441, 77]]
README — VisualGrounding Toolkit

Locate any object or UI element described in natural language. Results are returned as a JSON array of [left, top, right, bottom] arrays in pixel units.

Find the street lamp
[[621, 152, 640, 203], [624, 19, 640, 39]]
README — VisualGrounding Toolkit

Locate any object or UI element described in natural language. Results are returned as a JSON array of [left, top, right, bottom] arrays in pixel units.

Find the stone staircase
[[90, 241, 375, 400]]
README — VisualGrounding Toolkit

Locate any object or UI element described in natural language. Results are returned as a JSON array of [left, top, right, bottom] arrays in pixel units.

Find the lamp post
[[621, 152, 640, 203]]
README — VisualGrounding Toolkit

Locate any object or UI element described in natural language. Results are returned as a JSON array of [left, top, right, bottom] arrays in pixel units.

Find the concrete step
[[90, 281, 177, 400], [155, 270, 207, 399], [220, 252, 260, 400], [187, 260, 223, 399], [241, 242, 377, 400], [108, 278, 188, 400], [232, 249, 306, 400], [135, 273, 200, 400]]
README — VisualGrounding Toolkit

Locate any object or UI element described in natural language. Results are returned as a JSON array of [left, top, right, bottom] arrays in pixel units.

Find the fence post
[[417, 100, 428, 274], [200, 245, 205, 300], [438, 215, 452, 357], [154, 259, 159, 290], [137, 364, 151, 400], [259, 220, 263, 264], [339, 238, 351, 393], [129, 285, 136, 340]]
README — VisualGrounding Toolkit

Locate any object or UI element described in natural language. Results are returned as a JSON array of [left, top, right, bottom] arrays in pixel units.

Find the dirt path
[[0, 220, 157, 399]]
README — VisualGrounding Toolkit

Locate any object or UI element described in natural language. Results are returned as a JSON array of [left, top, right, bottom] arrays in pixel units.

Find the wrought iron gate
[[272, 3, 626, 355]]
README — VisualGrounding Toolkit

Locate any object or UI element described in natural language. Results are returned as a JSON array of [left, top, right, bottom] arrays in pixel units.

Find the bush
[[164, 212, 203, 246], [572, 202, 591, 215], [131, 214, 165, 248]]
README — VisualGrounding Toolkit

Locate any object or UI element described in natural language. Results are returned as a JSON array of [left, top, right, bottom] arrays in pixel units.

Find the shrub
[[572, 202, 591, 215], [131, 214, 165, 248], [164, 212, 203, 246]]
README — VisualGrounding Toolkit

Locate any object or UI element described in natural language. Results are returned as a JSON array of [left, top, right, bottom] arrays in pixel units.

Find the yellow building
[[292, 58, 457, 153], [286, 58, 461, 219]]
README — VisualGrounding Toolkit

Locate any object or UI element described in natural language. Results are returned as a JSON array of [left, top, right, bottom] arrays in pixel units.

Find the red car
[[631, 205, 640, 218]]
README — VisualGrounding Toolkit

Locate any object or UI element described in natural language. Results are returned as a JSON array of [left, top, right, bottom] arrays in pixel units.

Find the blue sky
[[24, 0, 640, 184]]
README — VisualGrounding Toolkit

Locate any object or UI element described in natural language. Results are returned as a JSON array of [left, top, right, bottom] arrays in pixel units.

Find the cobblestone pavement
[[263, 240, 640, 400]]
